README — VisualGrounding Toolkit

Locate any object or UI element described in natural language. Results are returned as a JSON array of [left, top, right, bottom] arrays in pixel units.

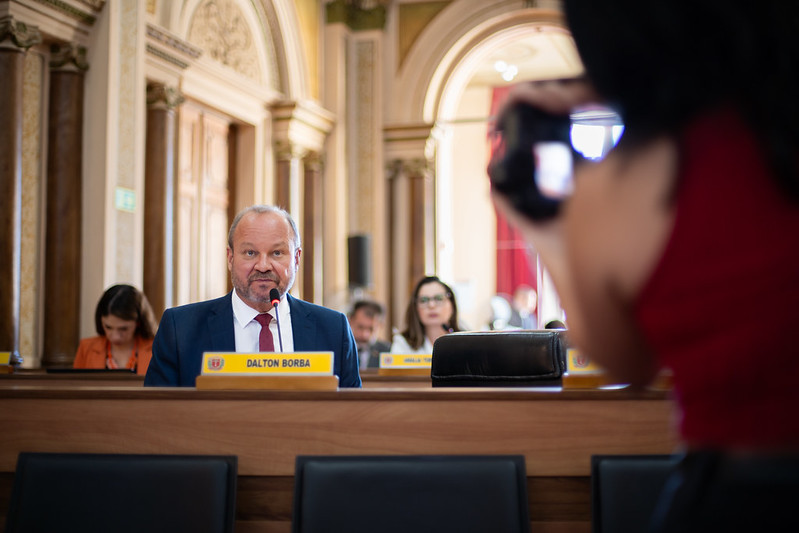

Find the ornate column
[[325, 0, 389, 311], [273, 140, 306, 298], [143, 83, 183, 320], [274, 140, 305, 220], [0, 16, 41, 364], [302, 153, 324, 303], [43, 43, 88, 367], [384, 123, 435, 329], [271, 100, 334, 301], [388, 157, 433, 316]]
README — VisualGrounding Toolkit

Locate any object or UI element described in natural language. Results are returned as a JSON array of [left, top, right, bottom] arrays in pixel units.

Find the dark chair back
[[292, 455, 531, 533], [591, 454, 680, 533], [5, 452, 237, 533], [431, 330, 567, 387]]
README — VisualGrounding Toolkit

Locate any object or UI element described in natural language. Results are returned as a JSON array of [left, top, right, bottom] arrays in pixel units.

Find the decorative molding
[[0, 16, 43, 50], [303, 152, 324, 173], [259, 0, 285, 94], [147, 24, 202, 60], [49, 43, 89, 71], [273, 139, 308, 162], [145, 44, 189, 70], [77, 0, 105, 10], [187, 0, 261, 81], [271, 99, 335, 154], [387, 158, 429, 180], [29, 0, 98, 25], [146, 24, 202, 74], [146, 83, 185, 109], [355, 39, 376, 231], [383, 122, 434, 162]]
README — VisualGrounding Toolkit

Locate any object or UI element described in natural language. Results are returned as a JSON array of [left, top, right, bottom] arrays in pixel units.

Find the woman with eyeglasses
[[73, 284, 158, 374], [390, 276, 462, 354]]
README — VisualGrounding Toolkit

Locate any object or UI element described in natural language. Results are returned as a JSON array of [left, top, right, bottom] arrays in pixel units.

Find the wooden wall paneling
[[0, 387, 677, 532], [200, 112, 230, 300]]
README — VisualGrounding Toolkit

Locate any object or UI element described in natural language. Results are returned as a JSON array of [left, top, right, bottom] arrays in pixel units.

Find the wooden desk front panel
[[0, 388, 677, 532]]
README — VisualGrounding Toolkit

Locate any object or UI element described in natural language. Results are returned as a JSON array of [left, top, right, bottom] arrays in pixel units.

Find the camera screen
[[534, 142, 573, 199]]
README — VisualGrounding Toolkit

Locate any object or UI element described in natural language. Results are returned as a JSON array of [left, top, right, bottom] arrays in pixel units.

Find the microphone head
[[269, 288, 281, 307]]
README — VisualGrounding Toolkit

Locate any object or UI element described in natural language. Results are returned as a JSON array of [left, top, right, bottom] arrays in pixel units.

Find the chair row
[[4, 452, 679, 533]]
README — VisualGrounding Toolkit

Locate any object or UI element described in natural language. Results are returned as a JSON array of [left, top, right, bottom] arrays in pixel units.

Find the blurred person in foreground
[[489, 1, 799, 531], [145, 205, 361, 388], [73, 284, 157, 375], [390, 276, 462, 354], [348, 300, 391, 368]]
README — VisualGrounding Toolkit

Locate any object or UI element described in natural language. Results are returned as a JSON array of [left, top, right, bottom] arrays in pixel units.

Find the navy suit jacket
[[144, 292, 361, 388]]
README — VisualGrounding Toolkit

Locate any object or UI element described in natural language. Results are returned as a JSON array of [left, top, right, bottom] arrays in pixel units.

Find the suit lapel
[[207, 293, 236, 352], [288, 295, 313, 351]]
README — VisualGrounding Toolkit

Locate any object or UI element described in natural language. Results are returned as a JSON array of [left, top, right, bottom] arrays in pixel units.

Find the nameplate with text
[[201, 352, 334, 376], [565, 348, 602, 374], [0, 352, 10, 365], [379, 353, 432, 369]]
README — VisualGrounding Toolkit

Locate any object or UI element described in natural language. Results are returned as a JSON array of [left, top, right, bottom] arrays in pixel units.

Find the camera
[[488, 100, 624, 221]]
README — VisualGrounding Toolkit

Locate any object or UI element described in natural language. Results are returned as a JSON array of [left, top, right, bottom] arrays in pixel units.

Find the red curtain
[[489, 86, 538, 298]]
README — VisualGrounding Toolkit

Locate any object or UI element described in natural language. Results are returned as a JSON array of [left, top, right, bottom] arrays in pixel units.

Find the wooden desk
[[1, 369, 428, 389], [360, 372, 431, 388], [0, 370, 145, 388], [0, 386, 677, 532]]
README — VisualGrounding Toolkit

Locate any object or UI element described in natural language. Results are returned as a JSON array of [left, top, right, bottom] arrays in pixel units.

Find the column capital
[[146, 83, 185, 110], [0, 15, 43, 51], [387, 158, 428, 180], [304, 152, 324, 173], [49, 43, 89, 72], [274, 139, 309, 162], [271, 99, 334, 154]]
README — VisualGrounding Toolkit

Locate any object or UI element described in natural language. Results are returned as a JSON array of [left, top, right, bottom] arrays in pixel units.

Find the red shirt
[[635, 108, 799, 449]]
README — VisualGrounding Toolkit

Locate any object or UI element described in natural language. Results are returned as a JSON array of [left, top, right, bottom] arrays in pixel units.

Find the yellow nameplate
[[0, 352, 10, 365], [379, 353, 432, 369], [201, 352, 333, 376], [566, 348, 602, 374]]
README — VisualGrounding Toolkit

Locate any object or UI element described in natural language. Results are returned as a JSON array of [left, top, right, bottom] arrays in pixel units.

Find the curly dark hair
[[400, 276, 461, 350], [94, 284, 157, 340]]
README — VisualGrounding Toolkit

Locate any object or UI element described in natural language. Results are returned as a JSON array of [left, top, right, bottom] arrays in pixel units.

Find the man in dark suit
[[144, 205, 361, 388], [348, 300, 391, 369]]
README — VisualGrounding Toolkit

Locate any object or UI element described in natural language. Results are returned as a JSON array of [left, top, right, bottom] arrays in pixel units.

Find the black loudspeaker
[[347, 235, 371, 288]]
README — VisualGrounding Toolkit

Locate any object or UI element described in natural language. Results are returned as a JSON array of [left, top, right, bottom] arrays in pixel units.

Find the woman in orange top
[[73, 284, 157, 375]]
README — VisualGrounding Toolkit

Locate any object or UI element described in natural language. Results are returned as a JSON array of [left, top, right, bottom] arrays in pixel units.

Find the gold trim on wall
[[397, 1, 450, 69]]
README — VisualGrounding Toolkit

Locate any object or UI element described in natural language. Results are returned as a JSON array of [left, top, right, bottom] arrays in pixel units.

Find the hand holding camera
[[487, 79, 623, 221]]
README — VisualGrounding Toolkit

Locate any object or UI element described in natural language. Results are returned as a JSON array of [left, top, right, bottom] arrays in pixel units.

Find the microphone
[[269, 288, 285, 352], [442, 323, 454, 334]]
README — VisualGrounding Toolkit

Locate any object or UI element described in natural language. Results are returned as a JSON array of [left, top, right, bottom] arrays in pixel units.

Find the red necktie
[[254, 313, 274, 352]]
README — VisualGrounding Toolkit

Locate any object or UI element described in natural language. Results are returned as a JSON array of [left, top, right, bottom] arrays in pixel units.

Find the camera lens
[[569, 106, 625, 160]]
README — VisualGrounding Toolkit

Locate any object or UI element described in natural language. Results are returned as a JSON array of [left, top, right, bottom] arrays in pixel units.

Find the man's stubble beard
[[231, 269, 295, 303]]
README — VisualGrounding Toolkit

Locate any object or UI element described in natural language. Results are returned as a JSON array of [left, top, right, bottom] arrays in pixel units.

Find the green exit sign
[[115, 187, 136, 212]]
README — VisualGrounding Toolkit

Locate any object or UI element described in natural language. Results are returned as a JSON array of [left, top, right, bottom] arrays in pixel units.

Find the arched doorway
[[387, 4, 582, 330]]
